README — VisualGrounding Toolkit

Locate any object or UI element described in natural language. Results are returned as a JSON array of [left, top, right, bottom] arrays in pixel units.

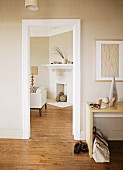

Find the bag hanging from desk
[[93, 126, 110, 163]]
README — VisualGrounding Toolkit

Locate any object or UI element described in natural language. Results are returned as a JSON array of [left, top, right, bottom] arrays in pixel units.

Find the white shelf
[[42, 64, 73, 69]]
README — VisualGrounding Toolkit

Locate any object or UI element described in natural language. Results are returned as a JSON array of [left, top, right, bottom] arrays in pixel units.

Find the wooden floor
[[0, 105, 123, 170]]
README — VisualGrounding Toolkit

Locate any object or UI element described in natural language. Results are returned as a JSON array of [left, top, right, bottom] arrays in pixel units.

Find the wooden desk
[[86, 102, 123, 158]]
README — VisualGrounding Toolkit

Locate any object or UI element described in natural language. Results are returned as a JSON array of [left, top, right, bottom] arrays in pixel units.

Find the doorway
[[22, 19, 81, 140]]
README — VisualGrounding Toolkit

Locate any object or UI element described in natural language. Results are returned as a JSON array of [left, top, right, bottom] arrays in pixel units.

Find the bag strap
[[93, 132, 108, 146], [93, 126, 97, 133], [93, 126, 108, 147]]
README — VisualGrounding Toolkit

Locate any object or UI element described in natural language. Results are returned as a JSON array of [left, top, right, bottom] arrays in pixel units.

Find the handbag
[[92, 126, 110, 162]]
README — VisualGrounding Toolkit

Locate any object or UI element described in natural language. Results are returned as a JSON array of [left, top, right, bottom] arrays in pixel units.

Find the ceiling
[[30, 25, 73, 37]]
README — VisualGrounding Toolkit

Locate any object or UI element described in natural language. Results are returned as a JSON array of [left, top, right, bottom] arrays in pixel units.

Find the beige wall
[[0, 0, 123, 139], [49, 31, 73, 63], [30, 37, 50, 94]]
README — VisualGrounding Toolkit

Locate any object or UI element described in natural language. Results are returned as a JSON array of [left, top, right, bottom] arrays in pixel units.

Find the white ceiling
[[30, 25, 73, 37]]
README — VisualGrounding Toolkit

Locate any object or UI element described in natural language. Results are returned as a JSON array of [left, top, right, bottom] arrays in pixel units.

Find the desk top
[[87, 102, 123, 113]]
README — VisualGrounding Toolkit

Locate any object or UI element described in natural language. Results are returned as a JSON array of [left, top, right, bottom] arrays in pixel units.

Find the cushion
[[30, 86, 39, 93]]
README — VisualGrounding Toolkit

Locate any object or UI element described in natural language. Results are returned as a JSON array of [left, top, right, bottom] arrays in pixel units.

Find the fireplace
[[48, 70, 73, 103], [56, 83, 67, 102]]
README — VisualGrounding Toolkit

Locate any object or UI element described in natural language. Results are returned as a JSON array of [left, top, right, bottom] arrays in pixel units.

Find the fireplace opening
[[56, 83, 67, 102]]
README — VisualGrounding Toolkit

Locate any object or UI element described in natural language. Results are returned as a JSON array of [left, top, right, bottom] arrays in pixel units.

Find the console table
[[86, 102, 123, 158]]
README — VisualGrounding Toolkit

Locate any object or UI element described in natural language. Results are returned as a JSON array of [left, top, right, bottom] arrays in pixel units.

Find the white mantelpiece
[[42, 64, 73, 70]]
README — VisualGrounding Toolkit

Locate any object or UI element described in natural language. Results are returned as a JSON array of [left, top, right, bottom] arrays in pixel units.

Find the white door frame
[[22, 19, 81, 139]]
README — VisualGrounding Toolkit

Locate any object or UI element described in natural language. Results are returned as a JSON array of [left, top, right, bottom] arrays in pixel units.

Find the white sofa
[[30, 87, 47, 116]]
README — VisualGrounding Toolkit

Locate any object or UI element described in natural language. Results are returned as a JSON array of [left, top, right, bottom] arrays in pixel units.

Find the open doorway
[[30, 28, 73, 107], [22, 19, 81, 140]]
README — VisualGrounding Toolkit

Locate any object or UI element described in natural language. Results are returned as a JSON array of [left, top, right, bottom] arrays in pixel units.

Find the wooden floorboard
[[0, 104, 123, 170]]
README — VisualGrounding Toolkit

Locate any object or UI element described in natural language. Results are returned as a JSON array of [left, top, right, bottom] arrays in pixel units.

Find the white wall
[[0, 0, 123, 139], [94, 118, 123, 140], [30, 37, 50, 96]]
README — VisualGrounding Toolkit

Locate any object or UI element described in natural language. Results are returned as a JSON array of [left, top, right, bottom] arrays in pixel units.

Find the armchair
[[30, 87, 47, 116]]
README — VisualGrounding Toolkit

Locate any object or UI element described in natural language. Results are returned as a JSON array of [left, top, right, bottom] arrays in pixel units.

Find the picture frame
[[95, 40, 123, 81]]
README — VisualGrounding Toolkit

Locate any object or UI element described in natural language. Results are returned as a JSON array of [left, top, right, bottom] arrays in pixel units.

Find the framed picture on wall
[[95, 40, 123, 81]]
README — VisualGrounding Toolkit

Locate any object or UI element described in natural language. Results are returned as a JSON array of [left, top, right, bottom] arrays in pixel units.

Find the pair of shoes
[[74, 141, 88, 154]]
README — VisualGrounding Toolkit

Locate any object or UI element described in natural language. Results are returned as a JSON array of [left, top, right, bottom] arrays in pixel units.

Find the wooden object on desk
[[86, 102, 123, 158]]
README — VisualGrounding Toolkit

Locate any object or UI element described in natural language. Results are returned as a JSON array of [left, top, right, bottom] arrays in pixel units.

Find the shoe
[[74, 141, 82, 154], [81, 142, 88, 152]]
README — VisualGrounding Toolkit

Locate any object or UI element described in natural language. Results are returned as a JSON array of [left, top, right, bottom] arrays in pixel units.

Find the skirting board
[[0, 129, 23, 139], [1, 129, 122, 140], [80, 130, 86, 140], [80, 130, 123, 141], [100, 130, 123, 140]]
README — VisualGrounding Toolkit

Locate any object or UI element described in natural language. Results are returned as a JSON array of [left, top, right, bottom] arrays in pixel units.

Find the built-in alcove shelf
[[42, 64, 73, 70]]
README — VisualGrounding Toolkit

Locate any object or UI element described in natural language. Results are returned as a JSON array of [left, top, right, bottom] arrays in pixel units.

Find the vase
[[109, 77, 118, 106], [62, 58, 68, 64]]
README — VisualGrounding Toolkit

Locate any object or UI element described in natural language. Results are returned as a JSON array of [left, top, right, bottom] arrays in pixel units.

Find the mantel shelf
[[42, 64, 73, 69]]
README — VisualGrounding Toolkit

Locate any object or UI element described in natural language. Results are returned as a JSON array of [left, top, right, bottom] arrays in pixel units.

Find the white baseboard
[[73, 130, 86, 140], [80, 130, 86, 140], [101, 130, 123, 140], [1, 129, 122, 140], [74, 130, 87, 140], [0, 129, 23, 139], [80, 130, 123, 141], [73, 133, 81, 140]]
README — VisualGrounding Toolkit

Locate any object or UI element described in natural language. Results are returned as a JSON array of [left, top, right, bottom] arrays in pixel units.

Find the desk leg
[[89, 111, 93, 158], [45, 103, 47, 109], [39, 108, 42, 117], [86, 104, 93, 158]]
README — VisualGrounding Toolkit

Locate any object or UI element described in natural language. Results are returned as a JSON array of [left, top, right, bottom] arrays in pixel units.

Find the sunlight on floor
[[47, 98, 72, 108]]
